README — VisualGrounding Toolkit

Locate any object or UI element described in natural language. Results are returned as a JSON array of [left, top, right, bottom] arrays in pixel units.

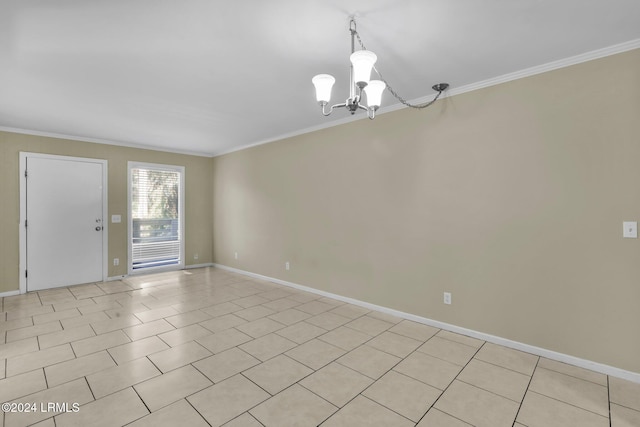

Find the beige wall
[[213, 49, 640, 373], [0, 133, 213, 292]]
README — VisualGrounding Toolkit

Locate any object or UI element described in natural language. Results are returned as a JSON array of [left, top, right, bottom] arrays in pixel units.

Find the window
[[128, 162, 185, 272]]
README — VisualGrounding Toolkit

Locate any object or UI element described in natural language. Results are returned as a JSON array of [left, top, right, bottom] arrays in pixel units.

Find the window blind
[[131, 167, 181, 270]]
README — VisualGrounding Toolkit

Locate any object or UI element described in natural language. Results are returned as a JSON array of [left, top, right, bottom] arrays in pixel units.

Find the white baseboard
[[106, 275, 127, 281], [186, 263, 215, 270], [0, 290, 21, 298], [213, 263, 640, 384]]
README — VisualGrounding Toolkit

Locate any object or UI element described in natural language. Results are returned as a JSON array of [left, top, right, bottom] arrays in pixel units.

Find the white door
[[25, 155, 106, 291]]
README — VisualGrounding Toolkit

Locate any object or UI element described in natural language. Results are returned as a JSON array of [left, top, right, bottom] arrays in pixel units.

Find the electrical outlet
[[623, 221, 638, 238], [113, 258, 119, 266], [194, 253, 199, 260], [285, 261, 290, 271], [444, 292, 452, 305], [234, 252, 238, 260]]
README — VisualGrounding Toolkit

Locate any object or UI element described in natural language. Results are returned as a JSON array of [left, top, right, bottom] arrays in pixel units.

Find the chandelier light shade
[[311, 74, 336, 104], [350, 50, 377, 88], [312, 18, 449, 120], [364, 80, 386, 109]]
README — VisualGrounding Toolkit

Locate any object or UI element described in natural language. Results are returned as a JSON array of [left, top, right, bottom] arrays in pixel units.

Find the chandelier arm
[[321, 102, 347, 116], [354, 27, 448, 109]]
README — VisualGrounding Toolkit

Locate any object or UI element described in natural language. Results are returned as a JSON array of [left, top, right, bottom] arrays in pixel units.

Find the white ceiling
[[1, 0, 639, 157]]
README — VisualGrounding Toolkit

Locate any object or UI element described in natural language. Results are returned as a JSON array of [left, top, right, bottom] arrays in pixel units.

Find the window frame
[[127, 161, 185, 275]]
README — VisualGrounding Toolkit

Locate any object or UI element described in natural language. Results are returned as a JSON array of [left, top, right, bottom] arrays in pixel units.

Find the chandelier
[[312, 19, 449, 120]]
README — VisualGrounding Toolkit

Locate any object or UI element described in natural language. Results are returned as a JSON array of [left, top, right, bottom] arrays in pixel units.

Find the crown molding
[[214, 38, 640, 157], [0, 126, 214, 158]]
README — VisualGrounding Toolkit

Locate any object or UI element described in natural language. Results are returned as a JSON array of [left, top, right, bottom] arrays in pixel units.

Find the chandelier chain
[[354, 29, 444, 109]]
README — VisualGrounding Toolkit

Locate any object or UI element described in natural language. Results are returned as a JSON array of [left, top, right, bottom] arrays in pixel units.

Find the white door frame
[[19, 152, 109, 294], [127, 161, 185, 275]]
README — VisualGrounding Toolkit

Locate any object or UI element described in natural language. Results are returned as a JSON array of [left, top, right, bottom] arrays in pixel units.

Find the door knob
[[95, 226, 102, 231]]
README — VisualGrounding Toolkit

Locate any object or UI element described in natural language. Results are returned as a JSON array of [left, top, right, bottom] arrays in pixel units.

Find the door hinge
[[24, 169, 28, 178], [25, 270, 28, 278], [25, 219, 28, 227]]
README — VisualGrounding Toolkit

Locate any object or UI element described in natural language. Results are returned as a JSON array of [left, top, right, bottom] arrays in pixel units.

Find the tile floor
[[0, 267, 639, 427]]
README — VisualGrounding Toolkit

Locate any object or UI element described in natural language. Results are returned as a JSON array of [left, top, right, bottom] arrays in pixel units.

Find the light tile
[[243, 355, 313, 394], [318, 326, 371, 351], [267, 308, 310, 326], [436, 330, 485, 348], [285, 338, 346, 370], [6, 305, 54, 321], [235, 317, 285, 338], [517, 391, 609, 427], [0, 369, 47, 404], [193, 347, 260, 383], [38, 325, 95, 349], [149, 341, 212, 373], [296, 300, 336, 315], [200, 313, 247, 333], [60, 311, 110, 329], [235, 305, 276, 321], [52, 298, 97, 312], [134, 306, 179, 323], [165, 310, 211, 328], [457, 359, 530, 402], [4, 378, 93, 427], [223, 413, 263, 427], [78, 302, 120, 315], [55, 387, 149, 427], [417, 336, 478, 366], [610, 376, 640, 412], [239, 333, 297, 362], [321, 395, 412, 427], [435, 380, 520, 427], [417, 409, 473, 427], [611, 403, 640, 427], [158, 324, 211, 347], [529, 367, 609, 416], [538, 357, 607, 386], [364, 370, 441, 422], [6, 344, 76, 377], [123, 319, 175, 340], [337, 344, 400, 379], [108, 335, 170, 364], [345, 315, 393, 336], [394, 351, 461, 390], [72, 330, 131, 357], [196, 328, 251, 354], [475, 342, 539, 375], [275, 321, 326, 344], [45, 351, 116, 387], [233, 295, 270, 308], [262, 298, 301, 312], [0, 337, 39, 360], [305, 312, 351, 331], [86, 356, 161, 398], [127, 399, 209, 427], [32, 308, 81, 325], [201, 302, 243, 317], [6, 321, 62, 342], [366, 310, 403, 324], [250, 384, 337, 427], [188, 374, 270, 426], [300, 362, 373, 407], [135, 365, 212, 411], [388, 320, 439, 341], [329, 304, 371, 319], [0, 317, 34, 334], [90, 314, 141, 335], [366, 331, 422, 358]]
